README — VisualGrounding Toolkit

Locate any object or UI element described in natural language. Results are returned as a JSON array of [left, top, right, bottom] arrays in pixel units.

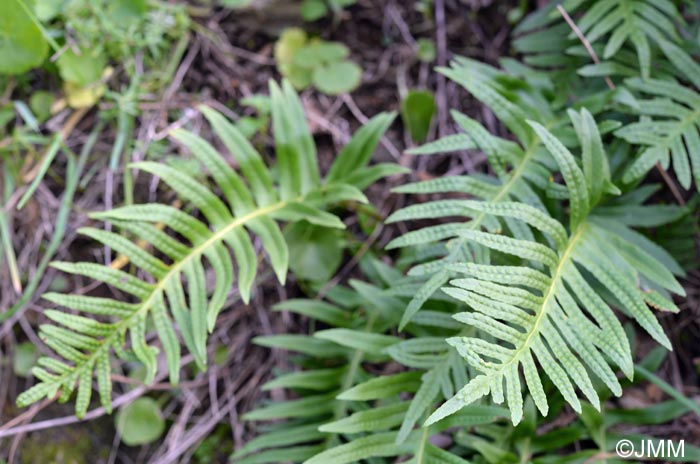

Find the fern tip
[[510, 412, 523, 426], [48, 261, 70, 271], [168, 127, 187, 138]]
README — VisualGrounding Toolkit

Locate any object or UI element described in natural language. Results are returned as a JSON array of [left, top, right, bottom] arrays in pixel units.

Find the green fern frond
[[424, 111, 683, 426], [17, 81, 398, 418], [566, 0, 682, 78], [387, 58, 620, 329], [385, 58, 568, 329], [234, 3, 695, 461], [617, 39, 700, 191], [516, 0, 683, 80]]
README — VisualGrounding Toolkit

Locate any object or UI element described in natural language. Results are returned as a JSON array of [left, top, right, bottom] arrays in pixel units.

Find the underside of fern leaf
[[385, 56, 566, 328], [17, 80, 400, 418], [393, 108, 684, 426]]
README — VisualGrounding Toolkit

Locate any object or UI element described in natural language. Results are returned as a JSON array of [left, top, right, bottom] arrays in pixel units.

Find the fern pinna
[[16, 81, 401, 418], [388, 57, 685, 425]]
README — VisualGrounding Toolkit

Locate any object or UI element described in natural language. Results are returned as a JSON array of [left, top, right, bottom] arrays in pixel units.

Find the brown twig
[[0, 354, 194, 440], [556, 5, 614, 91], [435, 0, 448, 137], [557, 5, 686, 206], [341, 94, 402, 161], [0, 397, 55, 433], [656, 165, 687, 206]]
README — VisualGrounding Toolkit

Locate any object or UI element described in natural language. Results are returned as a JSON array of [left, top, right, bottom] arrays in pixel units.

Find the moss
[[19, 429, 95, 464]]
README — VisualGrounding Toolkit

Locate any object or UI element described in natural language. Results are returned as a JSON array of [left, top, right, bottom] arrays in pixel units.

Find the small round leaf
[[57, 49, 106, 86], [116, 398, 165, 446], [294, 41, 349, 67], [274, 28, 308, 65], [312, 60, 362, 95], [300, 0, 327, 21], [284, 222, 344, 282]]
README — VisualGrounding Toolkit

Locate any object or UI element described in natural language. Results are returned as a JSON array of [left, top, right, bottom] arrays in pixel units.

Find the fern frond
[[617, 39, 700, 191], [385, 58, 569, 329], [516, 0, 683, 80], [569, 0, 682, 78], [17, 81, 397, 418], [425, 112, 683, 426], [388, 57, 620, 328], [512, 1, 605, 105]]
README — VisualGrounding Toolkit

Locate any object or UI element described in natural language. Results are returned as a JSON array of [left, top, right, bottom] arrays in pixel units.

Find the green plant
[[41, 0, 188, 64], [400, 90, 436, 143], [2, 0, 189, 108], [57, 47, 110, 108], [274, 28, 362, 95], [392, 106, 683, 426], [444, 345, 700, 463], [300, 0, 356, 21], [285, 221, 346, 283], [232, 259, 694, 463], [16, 81, 402, 418], [232, 257, 491, 463], [10, 1, 700, 461], [384, 49, 691, 426], [616, 39, 700, 191], [115, 397, 165, 446], [235, 95, 271, 139], [234, 1, 698, 457], [0, 0, 49, 75], [562, 0, 683, 79], [513, 0, 684, 80]]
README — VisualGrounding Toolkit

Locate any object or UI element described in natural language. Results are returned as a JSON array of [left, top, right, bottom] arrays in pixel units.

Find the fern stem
[[434, 133, 543, 268], [414, 427, 431, 462]]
